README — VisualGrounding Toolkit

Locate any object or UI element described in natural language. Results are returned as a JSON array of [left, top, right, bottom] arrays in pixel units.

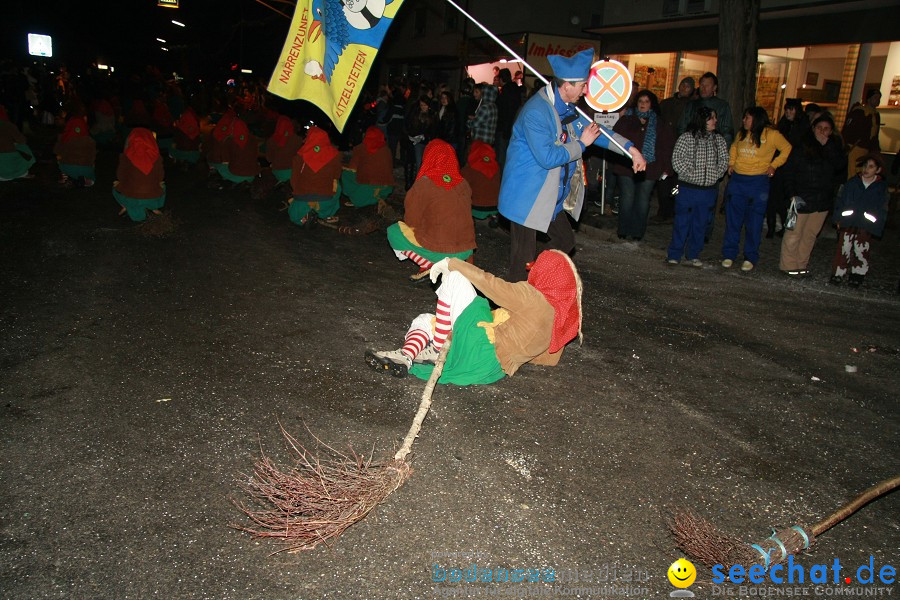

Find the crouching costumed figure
[[113, 128, 165, 221], [386, 139, 476, 282]]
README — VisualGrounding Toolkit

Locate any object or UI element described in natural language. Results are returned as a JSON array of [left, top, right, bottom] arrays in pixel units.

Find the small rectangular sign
[[27, 33, 52, 57], [158, 0, 179, 8]]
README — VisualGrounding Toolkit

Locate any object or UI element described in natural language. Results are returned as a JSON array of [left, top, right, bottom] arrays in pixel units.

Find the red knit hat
[[362, 126, 386, 154], [124, 128, 160, 175], [61, 116, 89, 142], [298, 126, 338, 173], [467, 140, 498, 179], [416, 139, 463, 190], [527, 250, 583, 354], [272, 115, 294, 148]]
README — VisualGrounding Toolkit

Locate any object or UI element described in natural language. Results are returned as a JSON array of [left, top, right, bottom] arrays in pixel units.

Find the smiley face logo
[[667, 558, 696, 588]]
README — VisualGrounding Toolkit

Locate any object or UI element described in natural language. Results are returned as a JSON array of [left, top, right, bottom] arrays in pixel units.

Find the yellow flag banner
[[268, 0, 404, 132]]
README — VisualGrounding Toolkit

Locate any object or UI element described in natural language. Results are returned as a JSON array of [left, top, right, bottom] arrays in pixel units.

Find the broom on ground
[[232, 339, 451, 554], [669, 475, 900, 569]]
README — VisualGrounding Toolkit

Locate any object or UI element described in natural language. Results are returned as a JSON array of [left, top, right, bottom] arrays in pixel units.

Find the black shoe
[[766, 231, 774, 239], [829, 275, 843, 286], [848, 274, 864, 288]]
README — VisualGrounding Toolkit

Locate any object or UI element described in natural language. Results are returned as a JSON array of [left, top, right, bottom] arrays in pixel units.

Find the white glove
[[429, 257, 451, 284]]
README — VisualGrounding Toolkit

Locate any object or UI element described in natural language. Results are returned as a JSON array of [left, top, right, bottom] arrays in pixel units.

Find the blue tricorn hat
[[547, 48, 595, 82]]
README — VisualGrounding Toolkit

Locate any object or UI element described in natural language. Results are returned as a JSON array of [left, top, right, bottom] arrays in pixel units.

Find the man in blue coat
[[498, 49, 646, 281]]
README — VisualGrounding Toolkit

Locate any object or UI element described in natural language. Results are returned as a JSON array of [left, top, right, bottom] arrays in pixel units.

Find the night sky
[[2, 0, 294, 78]]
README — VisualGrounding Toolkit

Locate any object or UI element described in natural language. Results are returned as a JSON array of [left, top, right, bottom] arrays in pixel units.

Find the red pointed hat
[[467, 140, 498, 179], [212, 109, 236, 142], [124, 128, 160, 175], [231, 117, 251, 149], [298, 126, 338, 173], [527, 250, 583, 354], [416, 139, 463, 190], [61, 116, 89, 142], [176, 108, 200, 139], [362, 126, 386, 153], [273, 115, 294, 147]]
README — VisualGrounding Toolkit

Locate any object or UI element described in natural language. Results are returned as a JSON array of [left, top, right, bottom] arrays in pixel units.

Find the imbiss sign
[[526, 33, 601, 78]]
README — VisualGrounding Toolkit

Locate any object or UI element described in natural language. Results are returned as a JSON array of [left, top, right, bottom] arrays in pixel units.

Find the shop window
[[662, 0, 682, 17]]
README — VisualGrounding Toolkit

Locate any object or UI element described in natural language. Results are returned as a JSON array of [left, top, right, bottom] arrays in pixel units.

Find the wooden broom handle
[[812, 475, 900, 536], [394, 337, 451, 462]]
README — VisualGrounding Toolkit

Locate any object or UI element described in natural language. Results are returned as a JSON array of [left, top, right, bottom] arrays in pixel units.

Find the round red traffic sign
[[585, 60, 632, 113]]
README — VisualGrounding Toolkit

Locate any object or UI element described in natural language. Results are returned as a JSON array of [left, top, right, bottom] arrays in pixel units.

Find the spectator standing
[[778, 115, 845, 276], [611, 90, 674, 241], [721, 106, 792, 272], [653, 77, 696, 223], [767, 97, 809, 239], [455, 78, 476, 164], [666, 107, 729, 266], [495, 68, 522, 167], [841, 89, 882, 177], [829, 154, 889, 288], [467, 83, 498, 147], [436, 91, 458, 150], [404, 95, 437, 189]]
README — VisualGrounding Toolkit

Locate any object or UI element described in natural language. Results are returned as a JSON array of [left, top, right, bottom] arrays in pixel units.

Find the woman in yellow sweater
[[722, 106, 791, 271]]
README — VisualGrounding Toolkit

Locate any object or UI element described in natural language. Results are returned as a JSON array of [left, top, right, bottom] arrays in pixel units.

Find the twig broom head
[[232, 425, 411, 554]]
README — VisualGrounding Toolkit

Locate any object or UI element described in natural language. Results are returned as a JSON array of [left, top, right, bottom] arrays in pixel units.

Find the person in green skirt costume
[[113, 128, 165, 222], [152, 97, 175, 155], [288, 126, 343, 226], [205, 108, 235, 178], [54, 115, 97, 186], [387, 139, 476, 281], [213, 116, 259, 186], [0, 105, 35, 181], [365, 249, 583, 385], [265, 115, 302, 184], [462, 140, 501, 222], [342, 126, 394, 208], [89, 99, 117, 147], [170, 108, 202, 167]]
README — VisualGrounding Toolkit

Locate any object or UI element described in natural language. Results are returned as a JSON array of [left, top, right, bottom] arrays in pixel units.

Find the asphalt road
[[1, 146, 898, 599]]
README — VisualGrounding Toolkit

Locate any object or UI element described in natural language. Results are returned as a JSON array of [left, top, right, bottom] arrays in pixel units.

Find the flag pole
[[441, 0, 631, 158]]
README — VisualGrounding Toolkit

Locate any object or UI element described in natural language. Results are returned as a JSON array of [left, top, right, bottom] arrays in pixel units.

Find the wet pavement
[[1, 144, 898, 599]]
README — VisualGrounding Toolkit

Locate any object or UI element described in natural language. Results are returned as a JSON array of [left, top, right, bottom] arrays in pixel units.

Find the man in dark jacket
[[768, 97, 810, 237], [495, 68, 522, 167], [653, 77, 695, 223]]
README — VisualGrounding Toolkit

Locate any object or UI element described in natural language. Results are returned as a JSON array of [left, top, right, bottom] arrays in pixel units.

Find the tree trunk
[[717, 0, 761, 133]]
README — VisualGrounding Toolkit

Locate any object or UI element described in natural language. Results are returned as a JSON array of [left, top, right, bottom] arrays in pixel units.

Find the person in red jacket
[[113, 128, 165, 221]]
